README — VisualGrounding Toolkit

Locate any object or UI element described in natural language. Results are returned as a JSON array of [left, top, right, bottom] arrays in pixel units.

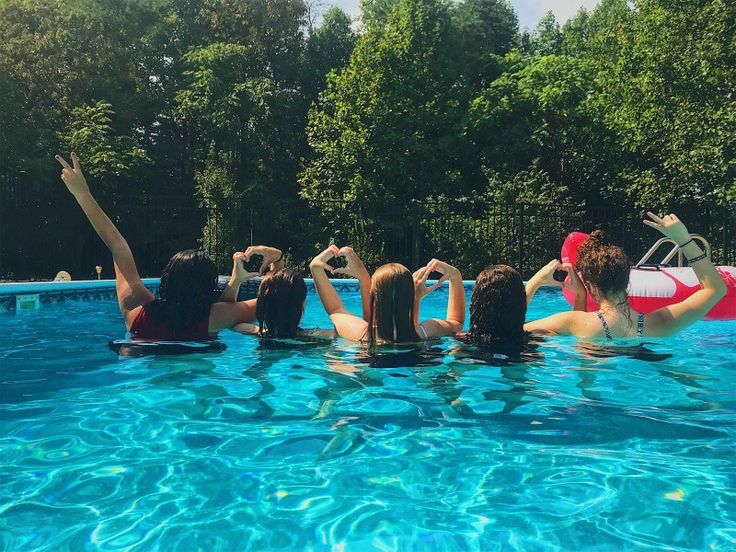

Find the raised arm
[[309, 245, 368, 340], [333, 246, 371, 321], [221, 252, 258, 302], [565, 263, 588, 312], [244, 245, 285, 274], [219, 245, 284, 303], [523, 261, 585, 335], [643, 212, 727, 336], [525, 259, 562, 306], [55, 153, 153, 326], [211, 248, 288, 332], [416, 259, 465, 337], [526, 259, 587, 310], [412, 264, 445, 325]]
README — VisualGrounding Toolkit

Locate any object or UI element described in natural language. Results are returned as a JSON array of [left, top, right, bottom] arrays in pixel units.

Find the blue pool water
[[1, 287, 735, 551]]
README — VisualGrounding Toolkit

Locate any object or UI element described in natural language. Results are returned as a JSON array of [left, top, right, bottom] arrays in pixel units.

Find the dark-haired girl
[[310, 245, 465, 343], [525, 213, 727, 338], [228, 248, 308, 338], [56, 153, 260, 340], [461, 259, 586, 349]]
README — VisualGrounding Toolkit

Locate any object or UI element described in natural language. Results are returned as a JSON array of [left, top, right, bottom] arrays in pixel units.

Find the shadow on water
[[571, 342, 720, 409], [575, 341, 673, 362], [0, 338, 229, 407], [108, 339, 228, 357]]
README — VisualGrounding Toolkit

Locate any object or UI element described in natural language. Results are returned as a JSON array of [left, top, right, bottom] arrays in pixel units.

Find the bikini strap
[[636, 312, 645, 338], [595, 310, 612, 340]]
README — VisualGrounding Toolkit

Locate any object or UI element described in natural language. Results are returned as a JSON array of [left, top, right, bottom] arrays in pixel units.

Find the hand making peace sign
[[55, 153, 89, 197]]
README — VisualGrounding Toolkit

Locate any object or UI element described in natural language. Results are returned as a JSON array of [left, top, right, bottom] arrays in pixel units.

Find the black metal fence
[[317, 200, 735, 278], [2, 171, 734, 281]]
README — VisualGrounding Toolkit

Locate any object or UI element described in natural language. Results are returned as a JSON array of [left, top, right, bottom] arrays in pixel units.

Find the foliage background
[[1, 0, 734, 279]]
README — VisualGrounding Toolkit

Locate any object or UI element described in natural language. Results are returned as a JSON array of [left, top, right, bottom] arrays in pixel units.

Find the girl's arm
[[412, 264, 446, 325], [333, 246, 372, 321], [524, 259, 588, 310], [56, 154, 153, 328], [244, 245, 285, 274], [523, 263, 587, 334], [566, 264, 588, 312], [643, 212, 727, 336], [524, 311, 578, 335], [216, 246, 283, 327], [220, 251, 260, 303], [216, 245, 284, 327], [525, 259, 561, 306], [310, 245, 368, 341], [417, 259, 465, 337], [220, 245, 283, 303], [208, 251, 259, 330]]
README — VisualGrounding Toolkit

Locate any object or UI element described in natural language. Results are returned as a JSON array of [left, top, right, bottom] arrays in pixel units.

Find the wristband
[[275, 251, 284, 263], [687, 252, 708, 264], [678, 238, 695, 249]]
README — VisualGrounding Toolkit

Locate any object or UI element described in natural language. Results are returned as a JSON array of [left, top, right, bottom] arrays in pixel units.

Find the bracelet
[[275, 251, 284, 263], [678, 238, 695, 249], [688, 252, 708, 264]]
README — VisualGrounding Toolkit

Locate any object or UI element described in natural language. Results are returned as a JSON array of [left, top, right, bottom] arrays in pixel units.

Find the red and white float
[[560, 232, 736, 320]]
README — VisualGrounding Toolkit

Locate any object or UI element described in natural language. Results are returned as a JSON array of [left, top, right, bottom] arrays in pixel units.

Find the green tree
[[301, 0, 472, 210], [60, 101, 150, 185], [0, 70, 35, 169], [0, 0, 164, 142], [590, 0, 736, 208], [195, 148, 242, 268], [169, 0, 313, 266], [360, 0, 398, 30], [530, 11, 561, 56], [567, 0, 632, 60], [302, 7, 357, 102], [452, 0, 519, 87], [468, 53, 615, 205]]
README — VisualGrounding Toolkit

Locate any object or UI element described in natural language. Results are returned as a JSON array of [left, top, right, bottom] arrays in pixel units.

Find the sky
[[328, 0, 602, 30]]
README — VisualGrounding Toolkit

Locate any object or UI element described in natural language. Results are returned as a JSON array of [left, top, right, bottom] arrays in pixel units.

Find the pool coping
[[0, 277, 477, 311]]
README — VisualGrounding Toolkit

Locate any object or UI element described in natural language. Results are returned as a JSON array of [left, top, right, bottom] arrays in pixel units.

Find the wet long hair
[[368, 263, 420, 344], [256, 268, 307, 338], [576, 230, 630, 303], [148, 249, 218, 331], [467, 264, 527, 347]]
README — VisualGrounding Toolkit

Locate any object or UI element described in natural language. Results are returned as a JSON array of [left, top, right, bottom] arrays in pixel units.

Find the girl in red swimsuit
[[55, 152, 287, 340]]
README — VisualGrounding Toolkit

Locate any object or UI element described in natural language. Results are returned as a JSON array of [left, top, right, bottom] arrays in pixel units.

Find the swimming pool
[[1, 285, 735, 550]]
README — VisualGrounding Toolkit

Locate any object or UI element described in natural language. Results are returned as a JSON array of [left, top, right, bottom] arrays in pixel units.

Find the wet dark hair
[[256, 268, 307, 338], [148, 249, 218, 332], [468, 265, 527, 347], [368, 263, 420, 344], [576, 230, 630, 300]]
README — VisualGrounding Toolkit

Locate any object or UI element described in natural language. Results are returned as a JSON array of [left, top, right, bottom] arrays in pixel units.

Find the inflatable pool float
[[560, 232, 736, 320]]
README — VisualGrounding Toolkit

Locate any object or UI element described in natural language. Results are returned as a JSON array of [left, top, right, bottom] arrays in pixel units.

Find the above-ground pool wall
[[0, 277, 253, 311], [0, 277, 471, 312]]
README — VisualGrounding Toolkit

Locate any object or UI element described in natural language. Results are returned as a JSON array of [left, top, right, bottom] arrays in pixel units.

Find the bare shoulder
[[209, 300, 257, 331], [329, 312, 368, 341], [524, 310, 589, 335], [640, 309, 673, 337], [419, 318, 461, 338], [232, 322, 259, 335]]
